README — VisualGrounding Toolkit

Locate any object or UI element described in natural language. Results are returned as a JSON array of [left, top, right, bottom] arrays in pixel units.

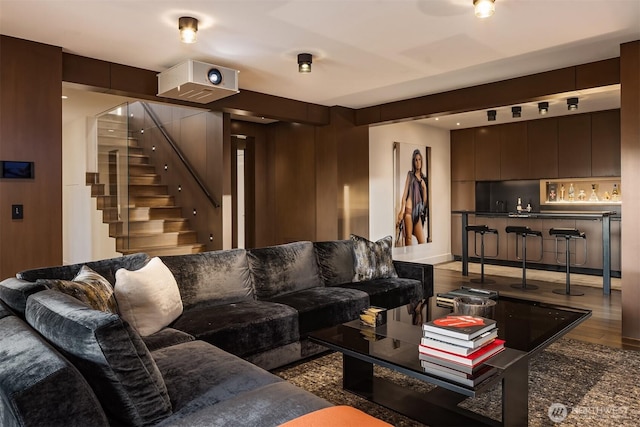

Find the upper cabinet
[[591, 109, 621, 177], [527, 118, 558, 178], [500, 122, 527, 180], [474, 126, 501, 181], [451, 128, 475, 182], [558, 114, 592, 178]]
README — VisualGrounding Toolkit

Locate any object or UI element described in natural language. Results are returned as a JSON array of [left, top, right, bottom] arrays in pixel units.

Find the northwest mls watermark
[[548, 403, 630, 423]]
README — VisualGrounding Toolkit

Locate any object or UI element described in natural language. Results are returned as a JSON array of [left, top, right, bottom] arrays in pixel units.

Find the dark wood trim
[[356, 58, 620, 126]]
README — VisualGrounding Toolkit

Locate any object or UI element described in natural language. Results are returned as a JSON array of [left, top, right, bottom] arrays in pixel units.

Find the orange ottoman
[[279, 406, 393, 427]]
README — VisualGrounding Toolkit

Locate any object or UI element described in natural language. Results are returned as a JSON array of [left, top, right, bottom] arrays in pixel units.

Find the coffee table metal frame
[[309, 296, 591, 427]]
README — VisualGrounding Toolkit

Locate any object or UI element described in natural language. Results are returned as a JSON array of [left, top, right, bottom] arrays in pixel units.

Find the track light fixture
[[567, 97, 579, 111], [474, 0, 495, 18], [487, 110, 497, 121], [298, 53, 312, 73], [512, 106, 522, 118], [538, 102, 549, 115], [179, 17, 198, 43]]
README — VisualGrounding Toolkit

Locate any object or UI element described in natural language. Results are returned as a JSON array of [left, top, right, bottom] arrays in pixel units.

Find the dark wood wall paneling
[[620, 41, 640, 341], [356, 58, 620, 126], [558, 114, 592, 178], [0, 36, 63, 277], [527, 118, 559, 178]]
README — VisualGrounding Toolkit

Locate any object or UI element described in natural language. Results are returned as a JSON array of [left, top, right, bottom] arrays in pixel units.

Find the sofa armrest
[[393, 261, 434, 299]]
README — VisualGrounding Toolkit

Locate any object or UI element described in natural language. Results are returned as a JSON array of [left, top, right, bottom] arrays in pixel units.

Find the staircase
[[86, 112, 206, 257]]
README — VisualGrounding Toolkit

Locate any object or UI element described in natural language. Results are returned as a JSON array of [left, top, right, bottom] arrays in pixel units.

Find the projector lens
[[207, 68, 222, 85]]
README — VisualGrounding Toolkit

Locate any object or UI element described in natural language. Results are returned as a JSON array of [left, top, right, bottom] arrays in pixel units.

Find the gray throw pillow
[[350, 234, 398, 282]]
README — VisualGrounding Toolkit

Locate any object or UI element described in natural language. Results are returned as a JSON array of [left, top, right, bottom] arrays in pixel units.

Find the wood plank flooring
[[432, 264, 640, 351]]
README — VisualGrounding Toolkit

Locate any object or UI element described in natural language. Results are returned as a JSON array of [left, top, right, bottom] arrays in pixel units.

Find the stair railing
[[140, 102, 220, 208]]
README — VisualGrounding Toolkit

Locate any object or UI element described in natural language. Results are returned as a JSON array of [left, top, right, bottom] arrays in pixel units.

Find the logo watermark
[[548, 403, 630, 423]]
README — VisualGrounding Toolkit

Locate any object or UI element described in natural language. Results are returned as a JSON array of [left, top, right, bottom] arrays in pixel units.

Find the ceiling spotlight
[[567, 97, 579, 111], [474, 0, 495, 18], [298, 53, 312, 73], [179, 17, 198, 44], [487, 110, 497, 121], [511, 106, 522, 118], [538, 102, 549, 115]]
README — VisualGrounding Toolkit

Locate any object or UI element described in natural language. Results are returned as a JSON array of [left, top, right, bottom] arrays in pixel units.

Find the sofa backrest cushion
[[313, 240, 356, 286], [0, 314, 109, 427], [248, 241, 323, 299], [17, 253, 149, 286], [350, 235, 398, 281], [0, 277, 47, 316], [161, 249, 253, 309], [25, 290, 172, 426]]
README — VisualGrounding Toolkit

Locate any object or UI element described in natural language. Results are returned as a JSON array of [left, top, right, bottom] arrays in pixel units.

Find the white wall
[[369, 121, 452, 265]]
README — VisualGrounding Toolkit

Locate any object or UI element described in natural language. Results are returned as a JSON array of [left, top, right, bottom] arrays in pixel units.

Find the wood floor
[[432, 264, 640, 351]]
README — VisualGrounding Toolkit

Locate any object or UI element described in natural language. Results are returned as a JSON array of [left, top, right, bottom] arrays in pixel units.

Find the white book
[[422, 329, 498, 350], [421, 333, 497, 356]]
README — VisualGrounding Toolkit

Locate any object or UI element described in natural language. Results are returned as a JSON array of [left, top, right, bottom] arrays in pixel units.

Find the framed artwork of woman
[[394, 142, 432, 246]]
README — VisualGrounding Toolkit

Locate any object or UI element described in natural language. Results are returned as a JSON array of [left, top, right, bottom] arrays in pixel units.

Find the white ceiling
[[2, 0, 639, 128]]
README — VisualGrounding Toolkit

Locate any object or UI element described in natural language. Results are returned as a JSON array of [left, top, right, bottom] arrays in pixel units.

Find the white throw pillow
[[114, 257, 183, 336]]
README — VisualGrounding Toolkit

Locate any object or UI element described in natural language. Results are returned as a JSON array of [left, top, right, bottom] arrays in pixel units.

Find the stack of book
[[359, 306, 387, 327], [418, 314, 504, 386]]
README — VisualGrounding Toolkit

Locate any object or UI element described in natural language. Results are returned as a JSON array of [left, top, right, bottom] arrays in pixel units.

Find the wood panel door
[[528, 118, 559, 179], [591, 109, 621, 177], [500, 122, 528, 180], [474, 126, 501, 181], [558, 114, 592, 178], [451, 129, 475, 181]]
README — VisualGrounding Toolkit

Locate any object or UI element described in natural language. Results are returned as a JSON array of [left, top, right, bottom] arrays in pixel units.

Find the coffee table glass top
[[309, 296, 591, 392]]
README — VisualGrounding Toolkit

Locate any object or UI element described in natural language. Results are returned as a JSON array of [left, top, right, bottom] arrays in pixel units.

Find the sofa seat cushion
[[267, 287, 369, 336], [151, 340, 283, 412], [142, 327, 195, 352], [332, 277, 424, 309], [17, 252, 149, 286], [161, 249, 254, 309], [25, 290, 172, 426], [0, 278, 48, 316], [171, 301, 299, 357], [0, 315, 109, 427], [248, 241, 324, 299], [155, 381, 332, 427]]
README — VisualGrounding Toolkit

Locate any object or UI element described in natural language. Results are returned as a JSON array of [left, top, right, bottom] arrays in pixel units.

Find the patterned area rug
[[435, 261, 622, 291], [272, 338, 639, 426]]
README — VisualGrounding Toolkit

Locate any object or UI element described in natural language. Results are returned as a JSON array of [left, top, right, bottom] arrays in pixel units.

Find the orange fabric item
[[279, 406, 393, 427]]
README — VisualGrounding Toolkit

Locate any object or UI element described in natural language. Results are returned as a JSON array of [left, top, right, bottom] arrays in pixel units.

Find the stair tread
[[115, 230, 195, 238], [119, 244, 206, 256]]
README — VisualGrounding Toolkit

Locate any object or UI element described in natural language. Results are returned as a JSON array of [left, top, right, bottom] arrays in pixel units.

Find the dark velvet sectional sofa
[[0, 239, 433, 426]]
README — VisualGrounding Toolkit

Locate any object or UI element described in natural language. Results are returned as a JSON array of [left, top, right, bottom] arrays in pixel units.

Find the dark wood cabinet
[[591, 109, 621, 176], [527, 118, 558, 178], [450, 128, 475, 181], [500, 122, 528, 180], [474, 126, 501, 181], [558, 114, 592, 178]]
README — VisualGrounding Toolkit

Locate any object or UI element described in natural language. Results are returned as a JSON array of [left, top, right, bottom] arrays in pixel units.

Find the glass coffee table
[[309, 296, 591, 426]]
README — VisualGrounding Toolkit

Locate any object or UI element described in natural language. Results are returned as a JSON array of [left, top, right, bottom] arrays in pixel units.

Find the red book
[[418, 338, 505, 367]]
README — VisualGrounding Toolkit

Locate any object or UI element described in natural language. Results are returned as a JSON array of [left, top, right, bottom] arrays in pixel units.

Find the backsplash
[[475, 180, 540, 213]]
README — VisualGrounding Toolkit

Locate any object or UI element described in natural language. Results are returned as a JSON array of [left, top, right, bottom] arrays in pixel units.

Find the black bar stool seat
[[550, 228, 587, 296], [505, 226, 543, 290], [465, 225, 499, 284]]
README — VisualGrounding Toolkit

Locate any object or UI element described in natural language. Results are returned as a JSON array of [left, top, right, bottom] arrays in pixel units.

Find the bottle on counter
[[526, 202, 532, 212], [612, 184, 620, 201], [516, 197, 522, 212], [568, 183, 575, 201], [560, 184, 565, 201]]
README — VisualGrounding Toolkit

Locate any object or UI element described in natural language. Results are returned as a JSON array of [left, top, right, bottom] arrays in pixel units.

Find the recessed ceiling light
[[456, 122, 461, 126], [61, 95, 68, 99], [435, 118, 439, 121]]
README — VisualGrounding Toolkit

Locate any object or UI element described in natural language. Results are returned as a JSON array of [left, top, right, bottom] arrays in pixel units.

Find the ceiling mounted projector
[[157, 60, 239, 104]]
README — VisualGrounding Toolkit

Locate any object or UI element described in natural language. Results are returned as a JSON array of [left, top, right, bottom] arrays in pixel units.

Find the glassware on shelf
[[578, 189, 586, 201], [568, 183, 575, 201], [589, 184, 599, 202], [612, 184, 620, 201]]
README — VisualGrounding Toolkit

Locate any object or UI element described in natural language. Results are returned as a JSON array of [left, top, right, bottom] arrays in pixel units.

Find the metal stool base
[[510, 283, 539, 290], [471, 277, 495, 284], [553, 288, 585, 296]]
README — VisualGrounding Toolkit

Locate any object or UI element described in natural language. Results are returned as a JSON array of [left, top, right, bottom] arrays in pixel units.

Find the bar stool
[[465, 225, 499, 284], [549, 228, 587, 296], [505, 226, 543, 290]]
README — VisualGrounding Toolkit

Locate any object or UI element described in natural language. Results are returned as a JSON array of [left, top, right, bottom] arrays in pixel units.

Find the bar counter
[[452, 210, 618, 295]]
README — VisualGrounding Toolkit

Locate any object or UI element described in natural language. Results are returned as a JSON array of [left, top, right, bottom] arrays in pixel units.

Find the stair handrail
[[140, 102, 220, 208]]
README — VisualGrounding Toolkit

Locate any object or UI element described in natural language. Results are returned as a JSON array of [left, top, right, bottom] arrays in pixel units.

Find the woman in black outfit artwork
[[396, 149, 427, 246]]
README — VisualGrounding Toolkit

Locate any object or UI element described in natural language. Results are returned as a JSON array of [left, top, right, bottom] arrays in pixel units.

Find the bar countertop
[[452, 210, 620, 220]]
